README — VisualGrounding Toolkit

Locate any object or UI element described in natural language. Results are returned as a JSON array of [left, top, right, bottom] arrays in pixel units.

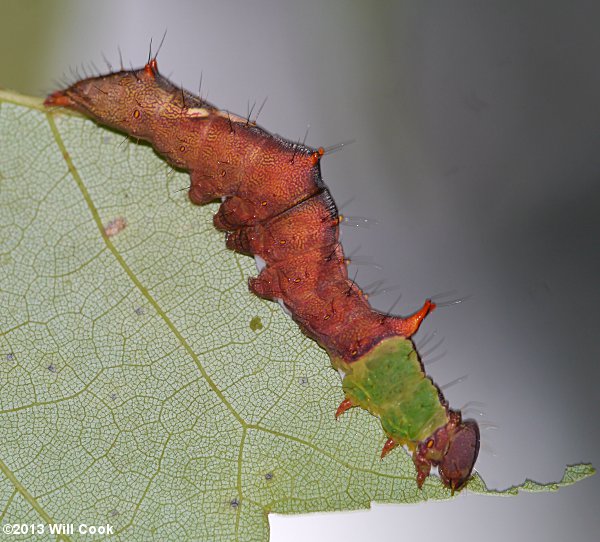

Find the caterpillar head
[[439, 418, 480, 491], [414, 411, 480, 493]]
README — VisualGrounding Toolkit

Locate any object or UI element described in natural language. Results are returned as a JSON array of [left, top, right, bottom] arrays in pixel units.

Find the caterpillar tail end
[[44, 90, 75, 108]]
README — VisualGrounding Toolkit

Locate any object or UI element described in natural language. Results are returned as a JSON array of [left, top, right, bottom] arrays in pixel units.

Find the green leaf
[[0, 91, 594, 541]]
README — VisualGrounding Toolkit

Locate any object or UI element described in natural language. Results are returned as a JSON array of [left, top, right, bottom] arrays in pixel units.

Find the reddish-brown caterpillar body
[[45, 57, 479, 492]]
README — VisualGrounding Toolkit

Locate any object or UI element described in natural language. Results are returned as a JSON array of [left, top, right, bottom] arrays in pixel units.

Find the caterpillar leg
[[213, 196, 255, 230], [413, 452, 432, 489], [335, 398, 355, 419], [381, 437, 399, 459], [226, 228, 253, 256], [248, 267, 283, 300], [188, 170, 222, 205]]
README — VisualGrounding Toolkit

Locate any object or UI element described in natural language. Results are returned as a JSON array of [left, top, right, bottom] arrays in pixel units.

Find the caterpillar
[[45, 56, 480, 492]]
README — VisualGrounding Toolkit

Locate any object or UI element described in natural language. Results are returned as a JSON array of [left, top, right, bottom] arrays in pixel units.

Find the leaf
[[0, 91, 594, 541]]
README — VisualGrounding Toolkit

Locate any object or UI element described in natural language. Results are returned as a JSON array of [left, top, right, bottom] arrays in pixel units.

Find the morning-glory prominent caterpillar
[[45, 57, 480, 491]]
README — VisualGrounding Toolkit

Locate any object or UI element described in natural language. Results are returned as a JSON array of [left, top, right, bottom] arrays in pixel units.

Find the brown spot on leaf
[[104, 217, 127, 238]]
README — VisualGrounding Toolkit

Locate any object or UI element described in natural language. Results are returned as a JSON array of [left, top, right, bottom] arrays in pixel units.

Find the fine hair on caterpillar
[[45, 54, 480, 493]]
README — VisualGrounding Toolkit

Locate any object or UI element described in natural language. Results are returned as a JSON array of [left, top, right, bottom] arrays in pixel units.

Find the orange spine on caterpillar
[[45, 57, 479, 492]]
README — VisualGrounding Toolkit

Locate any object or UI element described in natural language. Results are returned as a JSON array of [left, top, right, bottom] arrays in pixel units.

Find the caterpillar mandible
[[45, 56, 480, 492]]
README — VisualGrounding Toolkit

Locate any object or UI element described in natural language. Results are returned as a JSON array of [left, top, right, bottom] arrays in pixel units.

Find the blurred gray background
[[2, 0, 599, 540]]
